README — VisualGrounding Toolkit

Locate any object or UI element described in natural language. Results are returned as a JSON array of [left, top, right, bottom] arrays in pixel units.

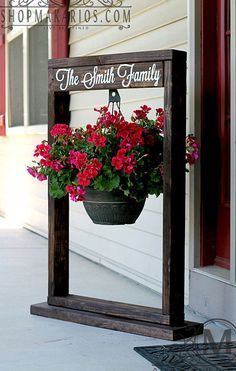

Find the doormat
[[134, 342, 236, 370]]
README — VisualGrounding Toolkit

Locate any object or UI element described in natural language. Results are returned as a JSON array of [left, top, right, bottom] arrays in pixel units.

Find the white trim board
[[189, 270, 236, 322]]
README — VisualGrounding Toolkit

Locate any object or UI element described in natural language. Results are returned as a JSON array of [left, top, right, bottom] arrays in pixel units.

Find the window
[[29, 21, 48, 126], [9, 35, 23, 127], [7, 19, 48, 129]]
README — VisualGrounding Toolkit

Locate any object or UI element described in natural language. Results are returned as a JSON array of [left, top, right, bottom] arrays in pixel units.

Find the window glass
[[29, 21, 48, 125], [9, 35, 23, 127]]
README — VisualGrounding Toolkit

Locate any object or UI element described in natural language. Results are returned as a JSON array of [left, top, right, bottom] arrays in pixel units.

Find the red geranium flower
[[87, 132, 106, 148], [77, 172, 91, 187], [34, 143, 51, 159], [68, 151, 88, 169], [90, 158, 103, 171], [65, 185, 86, 202], [50, 124, 72, 137], [133, 105, 151, 120], [111, 149, 136, 174]]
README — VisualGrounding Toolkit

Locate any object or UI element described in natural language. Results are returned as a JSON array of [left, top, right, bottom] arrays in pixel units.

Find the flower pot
[[83, 188, 146, 225]]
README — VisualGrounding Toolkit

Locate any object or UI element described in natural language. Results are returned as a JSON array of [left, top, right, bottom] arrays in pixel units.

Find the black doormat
[[134, 342, 236, 370]]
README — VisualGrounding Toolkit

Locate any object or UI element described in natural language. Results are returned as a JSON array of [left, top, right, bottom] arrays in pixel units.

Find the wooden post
[[162, 53, 187, 325], [48, 69, 70, 297]]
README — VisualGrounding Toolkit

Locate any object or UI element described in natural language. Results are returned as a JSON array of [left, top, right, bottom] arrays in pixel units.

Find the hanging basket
[[83, 188, 146, 225]]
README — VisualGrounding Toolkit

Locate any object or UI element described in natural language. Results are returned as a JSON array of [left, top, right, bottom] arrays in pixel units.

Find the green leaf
[[93, 174, 120, 192], [148, 185, 162, 196], [123, 189, 130, 197], [49, 176, 67, 198], [58, 170, 73, 185], [102, 165, 113, 177]]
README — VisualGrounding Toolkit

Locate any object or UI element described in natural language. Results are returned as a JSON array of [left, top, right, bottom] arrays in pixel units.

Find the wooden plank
[[48, 196, 69, 297], [162, 53, 186, 325], [48, 50, 175, 69], [48, 68, 70, 297], [48, 294, 171, 325], [52, 61, 163, 92], [31, 302, 203, 341]]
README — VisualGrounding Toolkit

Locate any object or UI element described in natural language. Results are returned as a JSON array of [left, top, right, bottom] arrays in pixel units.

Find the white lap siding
[[68, 0, 189, 296]]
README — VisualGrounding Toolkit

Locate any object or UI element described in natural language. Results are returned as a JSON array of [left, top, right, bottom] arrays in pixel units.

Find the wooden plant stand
[[31, 50, 203, 340]]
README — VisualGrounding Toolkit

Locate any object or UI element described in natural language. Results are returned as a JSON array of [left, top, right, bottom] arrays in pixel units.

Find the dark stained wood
[[200, 0, 231, 268], [200, 0, 219, 266], [214, 0, 230, 269], [48, 196, 69, 297], [48, 295, 171, 325], [48, 68, 70, 297], [52, 61, 163, 92], [48, 49, 177, 69], [162, 53, 186, 325], [31, 302, 203, 341]]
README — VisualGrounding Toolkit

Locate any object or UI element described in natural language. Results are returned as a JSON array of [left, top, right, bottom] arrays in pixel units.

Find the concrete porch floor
[[0, 217, 220, 371]]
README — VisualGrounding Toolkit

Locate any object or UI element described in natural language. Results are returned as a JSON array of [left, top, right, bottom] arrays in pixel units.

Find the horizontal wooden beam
[[31, 302, 203, 341], [48, 50, 181, 69], [48, 294, 171, 325]]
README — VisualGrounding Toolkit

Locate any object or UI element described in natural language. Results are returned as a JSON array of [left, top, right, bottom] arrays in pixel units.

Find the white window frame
[[6, 13, 51, 135]]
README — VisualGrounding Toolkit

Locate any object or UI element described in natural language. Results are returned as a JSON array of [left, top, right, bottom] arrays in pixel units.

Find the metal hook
[[108, 89, 121, 114]]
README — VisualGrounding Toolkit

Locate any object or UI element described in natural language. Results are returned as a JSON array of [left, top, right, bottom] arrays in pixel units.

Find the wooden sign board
[[31, 50, 203, 341], [48, 50, 173, 92], [53, 62, 163, 91]]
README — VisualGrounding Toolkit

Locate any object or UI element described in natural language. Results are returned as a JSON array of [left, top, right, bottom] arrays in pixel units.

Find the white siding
[[68, 0, 189, 295], [0, 135, 48, 235], [0, 0, 190, 299]]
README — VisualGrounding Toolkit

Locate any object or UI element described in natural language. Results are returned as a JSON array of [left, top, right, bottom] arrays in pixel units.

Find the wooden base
[[31, 302, 203, 341], [47, 294, 172, 325]]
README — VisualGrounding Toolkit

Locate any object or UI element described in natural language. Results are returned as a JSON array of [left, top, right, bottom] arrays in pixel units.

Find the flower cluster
[[186, 134, 199, 165], [65, 185, 85, 202], [50, 124, 72, 137], [116, 122, 144, 150], [27, 141, 64, 180], [68, 150, 102, 187], [111, 149, 136, 174], [27, 106, 199, 202]]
